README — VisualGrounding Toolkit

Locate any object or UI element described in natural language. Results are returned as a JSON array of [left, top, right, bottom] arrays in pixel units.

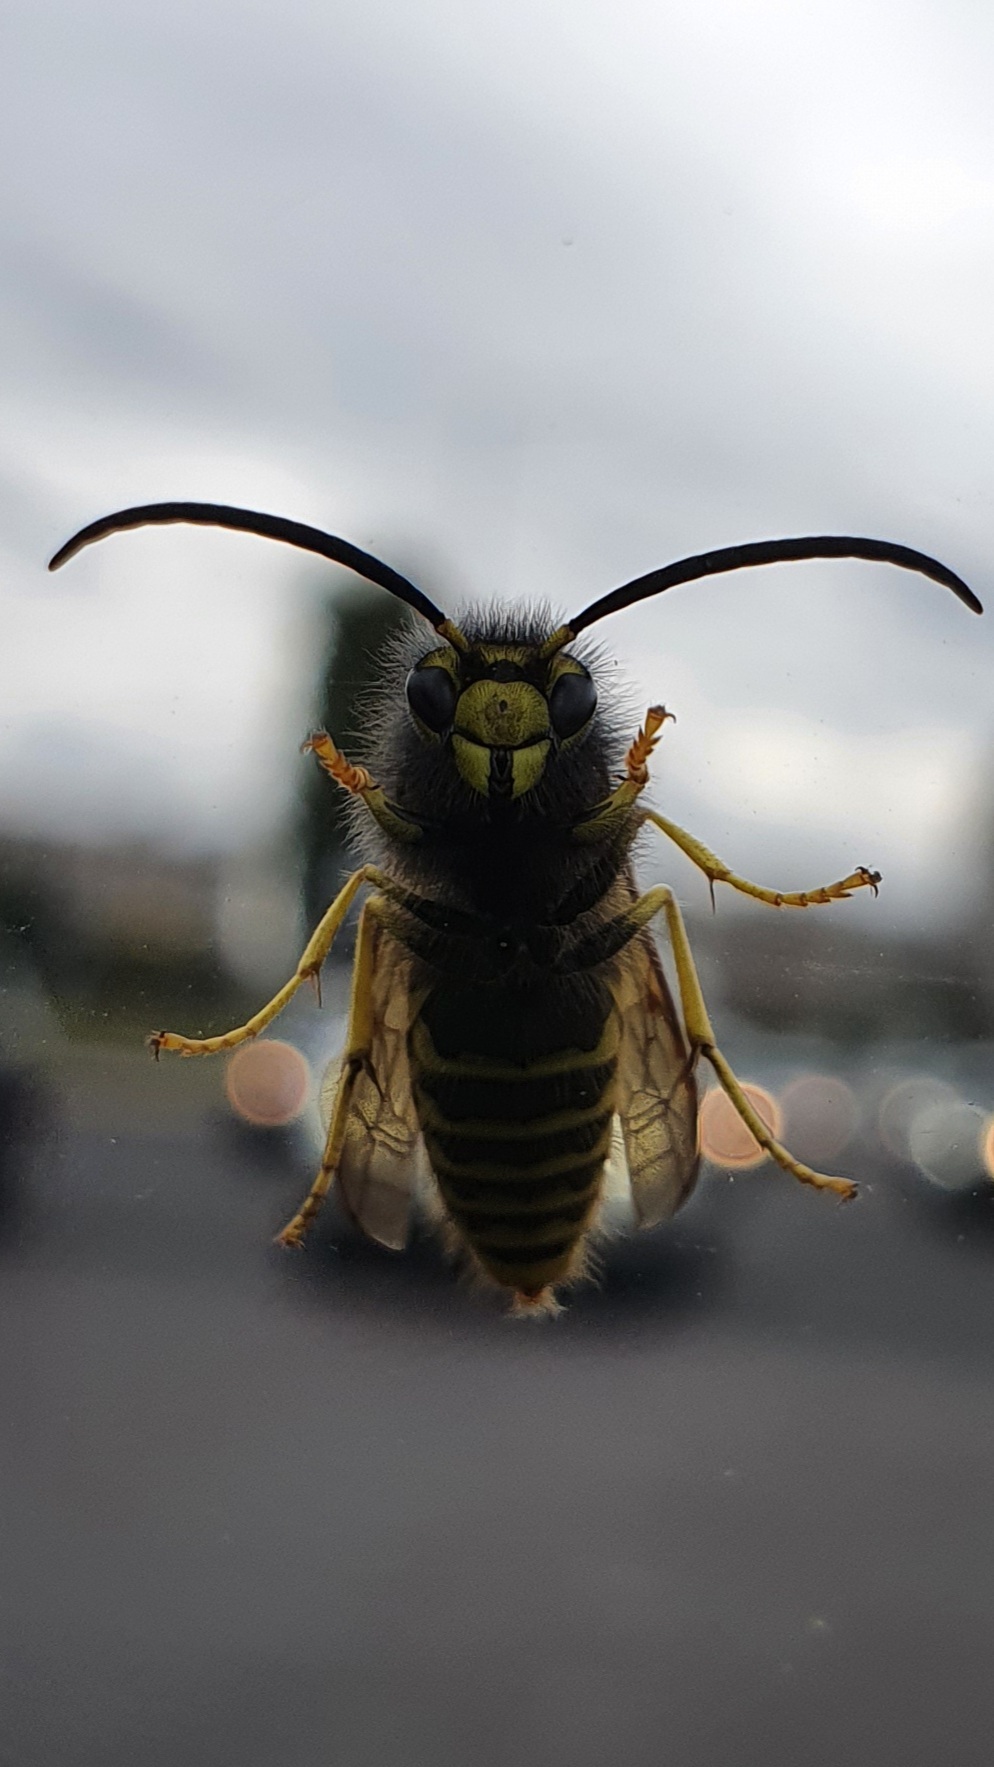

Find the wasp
[[50, 506, 982, 1313]]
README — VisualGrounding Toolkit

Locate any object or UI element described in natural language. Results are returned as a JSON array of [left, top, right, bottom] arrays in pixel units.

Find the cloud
[[1, 0, 992, 922]]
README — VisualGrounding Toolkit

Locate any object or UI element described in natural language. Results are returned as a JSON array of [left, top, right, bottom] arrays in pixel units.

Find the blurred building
[[0, 833, 252, 1038], [685, 901, 994, 1047], [298, 577, 412, 932]]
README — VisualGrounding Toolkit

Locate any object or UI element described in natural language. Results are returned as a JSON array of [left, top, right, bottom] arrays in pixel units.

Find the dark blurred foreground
[[5, 1036, 994, 1767]]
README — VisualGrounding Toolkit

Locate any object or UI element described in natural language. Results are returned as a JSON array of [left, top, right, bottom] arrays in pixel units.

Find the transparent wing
[[613, 931, 700, 1228], [319, 922, 427, 1250]]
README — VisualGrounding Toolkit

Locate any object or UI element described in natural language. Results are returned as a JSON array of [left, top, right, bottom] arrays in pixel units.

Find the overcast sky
[[2, 0, 994, 927]]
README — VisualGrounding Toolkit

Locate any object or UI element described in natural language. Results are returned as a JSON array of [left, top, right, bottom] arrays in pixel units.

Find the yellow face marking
[[451, 733, 493, 796], [546, 653, 587, 684], [411, 641, 593, 795], [451, 677, 553, 797], [510, 741, 551, 796], [472, 643, 534, 668], [536, 624, 576, 661], [436, 619, 470, 653], [450, 734, 553, 798], [417, 645, 460, 678], [454, 679, 549, 749]]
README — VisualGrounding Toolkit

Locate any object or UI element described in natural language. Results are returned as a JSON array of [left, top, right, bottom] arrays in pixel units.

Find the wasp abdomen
[[410, 977, 618, 1294]]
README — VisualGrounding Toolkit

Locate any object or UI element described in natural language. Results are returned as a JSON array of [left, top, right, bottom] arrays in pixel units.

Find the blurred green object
[[298, 579, 410, 936]]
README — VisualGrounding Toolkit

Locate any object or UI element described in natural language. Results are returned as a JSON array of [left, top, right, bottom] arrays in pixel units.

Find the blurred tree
[[299, 577, 410, 934]]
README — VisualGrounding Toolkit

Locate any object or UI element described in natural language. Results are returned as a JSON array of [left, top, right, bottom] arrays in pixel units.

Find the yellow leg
[[624, 885, 857, 1201], [569, 706, 674, 844], [642, 809, 880, 910], [275, 897, 384, 1247], [149, 863, 392, 1058]]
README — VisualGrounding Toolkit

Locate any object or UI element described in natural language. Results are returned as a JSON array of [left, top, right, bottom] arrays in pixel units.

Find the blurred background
[[4, 1, 994, 1763]]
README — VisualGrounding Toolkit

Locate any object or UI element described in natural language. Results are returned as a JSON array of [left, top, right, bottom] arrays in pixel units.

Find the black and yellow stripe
[[409, 976, 619, 1294]]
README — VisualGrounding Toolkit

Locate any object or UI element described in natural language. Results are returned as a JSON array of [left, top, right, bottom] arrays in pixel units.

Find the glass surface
[[3, 4, 994, 1762]]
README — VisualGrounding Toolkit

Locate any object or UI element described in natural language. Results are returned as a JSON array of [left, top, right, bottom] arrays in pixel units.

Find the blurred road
[[4, 1045, 994, 1766]]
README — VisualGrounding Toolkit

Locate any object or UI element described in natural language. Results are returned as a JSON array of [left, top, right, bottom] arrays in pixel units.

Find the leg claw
[[275, 1219, 308, 1249]]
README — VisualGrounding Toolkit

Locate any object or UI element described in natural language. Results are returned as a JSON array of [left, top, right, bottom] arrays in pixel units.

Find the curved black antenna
[[48, 501, 464, 641], [563, 535, 983, 638]]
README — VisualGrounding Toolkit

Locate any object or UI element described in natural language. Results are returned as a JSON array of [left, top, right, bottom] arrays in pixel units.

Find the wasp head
[[405, 636, 598, 802]]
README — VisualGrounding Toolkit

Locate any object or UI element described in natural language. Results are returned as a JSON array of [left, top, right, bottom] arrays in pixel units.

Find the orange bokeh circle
[[225, 1039, 311, 1127], [699, 1082, 781, 1169]]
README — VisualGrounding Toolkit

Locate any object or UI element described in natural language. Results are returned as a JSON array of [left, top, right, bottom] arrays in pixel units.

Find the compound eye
[[548, 670, 597, 739], [406, 665, 457, 733]]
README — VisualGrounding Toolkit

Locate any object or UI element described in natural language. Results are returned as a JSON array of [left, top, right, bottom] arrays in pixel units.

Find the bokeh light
[[908, 1098, 989, 1191], [877, 1076, 959, 1162], [780, 1073, 857, 1164], [225, 1039, 311, 1127], [699, 1083, 781, 1170], [982, 1119, 994, 1183]]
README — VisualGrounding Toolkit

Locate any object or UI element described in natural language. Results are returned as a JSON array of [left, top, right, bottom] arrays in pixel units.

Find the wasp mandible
[[50, 506, 982, 1313]]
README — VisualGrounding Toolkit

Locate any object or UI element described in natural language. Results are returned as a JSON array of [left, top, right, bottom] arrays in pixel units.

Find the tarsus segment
[[642, 810, 880, 910], [620, 883, 858, 1200], [148, 864, 391, 1058]]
